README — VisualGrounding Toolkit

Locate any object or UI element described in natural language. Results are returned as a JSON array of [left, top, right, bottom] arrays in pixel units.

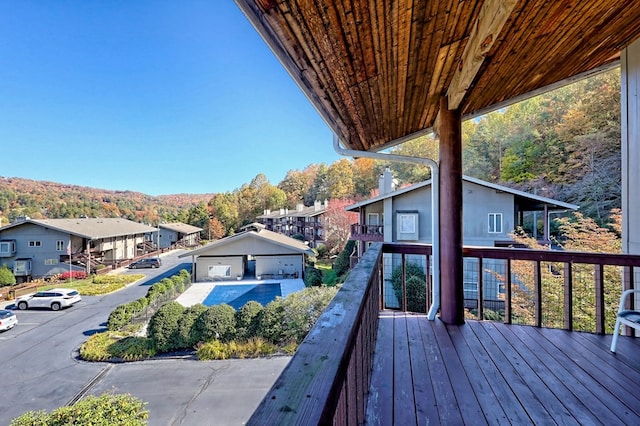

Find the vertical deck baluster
[[564, 262, 573, 331], [401, 253, 407, 311], [535, 260, 542, 327], [504, 259, 512, 324], [477, 257, 484, 320], [594, 264, 605, 334]]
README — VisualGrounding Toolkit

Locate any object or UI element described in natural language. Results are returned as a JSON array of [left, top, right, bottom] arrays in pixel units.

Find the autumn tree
[[352, 157, 380, 198], [279, 168, 314, 206], [307, 163, 330, 204], [327, 159, 355, 199], [206, 217, 226, 240], [209, 192, 239, 235], [498, 210, 622, 332], [386, 135, 439, 185], [322, 199, 358, 255]]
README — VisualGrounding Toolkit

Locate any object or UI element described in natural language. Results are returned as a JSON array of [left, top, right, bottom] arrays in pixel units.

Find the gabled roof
[[179, 227, 315, 258], [346, 176, 579, 212], [0, 218, 158, 239], [256, 204, 328, 220], [159, 222, 203, 234]]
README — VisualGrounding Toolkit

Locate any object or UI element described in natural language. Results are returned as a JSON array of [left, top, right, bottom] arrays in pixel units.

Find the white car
[[0, 309, 18, 331], [15, 288, 82, 311]]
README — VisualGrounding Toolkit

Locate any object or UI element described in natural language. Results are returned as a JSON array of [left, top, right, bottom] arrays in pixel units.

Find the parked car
[[0, 309, 18, 331], [15, 288, 82, 311], [128, 258, 161, 269]]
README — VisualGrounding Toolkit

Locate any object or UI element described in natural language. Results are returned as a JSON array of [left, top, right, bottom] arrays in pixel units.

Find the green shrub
[[10, 392, 148, 425], [316, 244, 328, 259], [333, 240, 355, 279], [196, 337, 277, 360], [109, 336, 156, 361], [194, 304, 236, 343], [280, 286, 339, 343], [148, 302, 185, 352], [173, 304, 208, 349], [257, 297, 286, 344], [391, 262, 427, 313], [322, 269, 338, 286], [258, 286, 338, 345], [107, 305, 134, 331], [196, 339, 229, 360], [235, 301, 263, 340], [304, 265, 322, 287], [80, 332, 119, 361], [0, 265, 16, 286]]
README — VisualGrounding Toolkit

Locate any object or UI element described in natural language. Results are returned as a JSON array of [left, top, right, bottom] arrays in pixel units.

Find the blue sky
[[0, 1, 339, 196]]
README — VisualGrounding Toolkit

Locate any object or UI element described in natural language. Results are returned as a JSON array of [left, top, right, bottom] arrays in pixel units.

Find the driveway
[[0, 250, 289, 425]]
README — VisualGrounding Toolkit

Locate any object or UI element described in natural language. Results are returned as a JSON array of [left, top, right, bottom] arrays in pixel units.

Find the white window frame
[[399, 214, 416, 233], [488, 213, 503, 234], [28, 240, 42, 247], [56, 240, 65, 251], [0, 241, 15, 254], [367, 213, 379, 226]]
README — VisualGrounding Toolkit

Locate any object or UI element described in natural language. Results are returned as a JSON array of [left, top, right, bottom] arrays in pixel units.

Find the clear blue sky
[[0, 1, 339, 196]]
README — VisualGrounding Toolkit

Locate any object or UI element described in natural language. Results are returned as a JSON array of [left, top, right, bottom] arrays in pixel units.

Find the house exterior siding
[[0, 218, 158, 281], [348, 175, 577, 307], [195, 256, 245, 281], [0, 224, 83, 279]]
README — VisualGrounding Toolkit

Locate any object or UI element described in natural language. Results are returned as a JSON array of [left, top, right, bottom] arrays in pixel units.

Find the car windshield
[[0, 310, 13, 318], [66, 291, 79, 296]]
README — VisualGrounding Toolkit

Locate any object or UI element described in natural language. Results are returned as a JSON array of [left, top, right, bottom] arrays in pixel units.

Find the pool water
[[202, 283, 282, 309]]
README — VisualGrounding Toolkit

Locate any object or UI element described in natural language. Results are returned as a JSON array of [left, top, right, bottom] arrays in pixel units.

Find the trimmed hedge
[[10, 392, 148, 425], [107, 269, 190, 331], [147, 302, 185, 352]]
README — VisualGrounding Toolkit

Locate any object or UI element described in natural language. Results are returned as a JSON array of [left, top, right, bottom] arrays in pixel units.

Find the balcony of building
[[350, 223, 385, 243], [248, 242, 640, 425]]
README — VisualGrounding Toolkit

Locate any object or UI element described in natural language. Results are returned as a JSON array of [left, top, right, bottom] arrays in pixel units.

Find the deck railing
[[248, 243, 383, 425], [380, 242, 640, 334], [249, 241, 640, 424], [350, 223, 384, 242]]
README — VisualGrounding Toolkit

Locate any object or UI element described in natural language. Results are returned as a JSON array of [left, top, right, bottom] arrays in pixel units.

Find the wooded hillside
[[1, 69, 621, 238]]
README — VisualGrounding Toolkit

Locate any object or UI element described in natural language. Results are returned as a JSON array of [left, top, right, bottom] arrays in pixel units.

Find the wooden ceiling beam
[[447, 0, 517, 110]]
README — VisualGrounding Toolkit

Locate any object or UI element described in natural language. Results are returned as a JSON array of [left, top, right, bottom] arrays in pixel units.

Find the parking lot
[[0, 250, 289, 425]]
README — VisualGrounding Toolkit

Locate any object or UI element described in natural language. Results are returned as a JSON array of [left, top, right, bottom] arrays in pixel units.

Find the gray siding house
[[347, 170, 579, 306], [179, 223, 314, 282], [0, 217, 158, 281], [148, 222, 202, 249], [256, 200, 328, 248]]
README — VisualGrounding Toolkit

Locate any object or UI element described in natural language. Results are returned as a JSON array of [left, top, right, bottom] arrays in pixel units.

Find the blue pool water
[[202, 283, 282, 309]]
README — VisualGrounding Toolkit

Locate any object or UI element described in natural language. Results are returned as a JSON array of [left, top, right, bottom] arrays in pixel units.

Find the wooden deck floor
[[366, 311, 640, 425]]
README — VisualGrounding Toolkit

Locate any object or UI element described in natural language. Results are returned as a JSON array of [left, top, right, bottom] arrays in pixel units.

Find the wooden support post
[[437, 96, 465, 324]]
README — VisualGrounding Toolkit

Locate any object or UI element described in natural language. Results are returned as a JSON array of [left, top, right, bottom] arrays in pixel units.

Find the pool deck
[[175, 278, 306, 307]]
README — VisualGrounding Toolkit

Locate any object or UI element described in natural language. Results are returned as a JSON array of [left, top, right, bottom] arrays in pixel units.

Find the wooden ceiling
[[235, 0, 640, 151]]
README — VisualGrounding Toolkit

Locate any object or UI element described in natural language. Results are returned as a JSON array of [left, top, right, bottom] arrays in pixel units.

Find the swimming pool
[[202, 283, 282, 309]]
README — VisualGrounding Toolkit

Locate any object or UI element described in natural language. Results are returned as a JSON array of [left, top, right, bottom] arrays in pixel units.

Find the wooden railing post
[[535, 261, 542, 327], [594, 264, 605, 334], [504, 259, 512, 324], [564, 262, 573, 331]]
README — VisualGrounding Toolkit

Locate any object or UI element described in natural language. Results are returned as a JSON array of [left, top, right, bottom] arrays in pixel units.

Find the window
[[56, 240, 65, 251], [399, 214, 416, 233], [396, 211, 419, 241], [28, 241, 42, 247], [488, 213, 503, 233], [367, 213, 379, 226], [0, 240, 15, 255]]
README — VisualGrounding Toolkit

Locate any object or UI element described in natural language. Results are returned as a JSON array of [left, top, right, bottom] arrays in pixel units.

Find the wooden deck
[[367, 311, 640, 425]]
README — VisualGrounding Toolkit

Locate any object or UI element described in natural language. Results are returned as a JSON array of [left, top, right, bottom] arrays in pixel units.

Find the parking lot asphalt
[[0, 255, 292, 425]]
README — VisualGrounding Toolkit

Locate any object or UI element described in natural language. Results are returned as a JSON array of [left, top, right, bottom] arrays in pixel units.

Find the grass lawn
[[33, 274, 145, 296]]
